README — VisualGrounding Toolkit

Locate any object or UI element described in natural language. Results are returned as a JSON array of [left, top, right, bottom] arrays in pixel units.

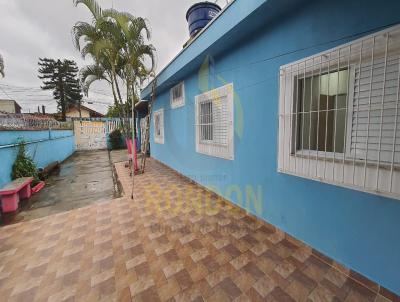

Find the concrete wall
[[149, 0, 400, 294], [0, 130, 75, 188]]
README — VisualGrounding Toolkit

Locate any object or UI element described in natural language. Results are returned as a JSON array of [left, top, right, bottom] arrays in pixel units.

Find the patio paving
[[0, 158, 396, 301]]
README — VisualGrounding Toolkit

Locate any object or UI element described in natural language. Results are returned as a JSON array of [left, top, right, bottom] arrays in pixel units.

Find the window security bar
[[278, 24, 400, 200]]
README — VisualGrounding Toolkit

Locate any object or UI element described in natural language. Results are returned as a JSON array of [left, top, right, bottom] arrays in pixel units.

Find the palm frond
[[102, 9, 135, 22], [80, 64, 109, 95], [129, 17, 151, 40], [93, 38, 115, 60], [73, 0, 102, 20], [71, 21, 97, 51], [81, 42, 96, 59]]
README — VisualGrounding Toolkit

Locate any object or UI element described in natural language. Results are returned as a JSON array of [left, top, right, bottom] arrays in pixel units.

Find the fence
[[0, 114, 72, 130], [73, 118, 133, 150]]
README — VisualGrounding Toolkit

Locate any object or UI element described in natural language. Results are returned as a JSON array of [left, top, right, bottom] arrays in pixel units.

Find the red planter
[[32, 181, 45, 194]]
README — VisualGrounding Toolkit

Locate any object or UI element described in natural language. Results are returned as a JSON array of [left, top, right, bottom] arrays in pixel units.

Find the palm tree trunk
[[114, 78, 124, 108], [110, 73, 128, 136], [131, 83, 137, 140]]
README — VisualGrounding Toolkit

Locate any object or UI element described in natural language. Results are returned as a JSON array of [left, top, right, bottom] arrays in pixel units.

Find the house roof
[[141, 0, 278, 100], [141, 0, 309, 100], [135, 100, 149, 111], [141, 0, 265, 99], [69, 104, 104, 117]]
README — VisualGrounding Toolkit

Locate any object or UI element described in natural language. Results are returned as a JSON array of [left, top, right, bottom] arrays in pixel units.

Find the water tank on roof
[[186, 2, 221, 38]]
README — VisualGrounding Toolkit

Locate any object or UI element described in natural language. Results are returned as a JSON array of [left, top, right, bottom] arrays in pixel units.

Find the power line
[[0, 86, 13, 99], [0, 83, 116, 97]]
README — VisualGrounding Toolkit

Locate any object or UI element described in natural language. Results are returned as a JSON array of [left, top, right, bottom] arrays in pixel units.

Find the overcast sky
[[0, 0, 227, 114]]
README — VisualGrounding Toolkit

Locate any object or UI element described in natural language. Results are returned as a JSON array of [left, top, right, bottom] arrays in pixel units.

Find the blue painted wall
[[0, 130, 75, 188], [147, 0, 400, 294]]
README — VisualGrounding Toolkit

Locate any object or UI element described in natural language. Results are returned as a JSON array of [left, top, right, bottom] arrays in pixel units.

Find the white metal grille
[[170, 82, 185, 109], [195, 83, 234, 160], [153, 109, 164, 144], [140, 117, 147, 151], [278, 24, 400, 200]]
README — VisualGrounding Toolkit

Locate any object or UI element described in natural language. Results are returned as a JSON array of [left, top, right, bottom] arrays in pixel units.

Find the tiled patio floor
[[0, 158, 396, 301]]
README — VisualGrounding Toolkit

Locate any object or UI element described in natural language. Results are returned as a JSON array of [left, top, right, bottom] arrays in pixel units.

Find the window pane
[[200, 101, 213, 141], [155, 115, 160, 136], [173, 84, 182, 100], [296, 69, 348, 153]]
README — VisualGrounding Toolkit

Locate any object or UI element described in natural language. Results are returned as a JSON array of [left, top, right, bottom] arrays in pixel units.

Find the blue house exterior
[[141, 0, 400, 295]]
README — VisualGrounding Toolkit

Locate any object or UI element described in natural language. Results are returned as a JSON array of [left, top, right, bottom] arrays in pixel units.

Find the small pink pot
[[32, 181, 45, 194]]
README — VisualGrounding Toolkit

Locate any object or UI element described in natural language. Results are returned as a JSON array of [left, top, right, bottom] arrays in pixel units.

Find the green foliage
[[72, 0, 155, 124], [38, 58, 83, 121], [12, 142, 38, 184], [109, 129, 123, 150], [106, 97, 134, 118]]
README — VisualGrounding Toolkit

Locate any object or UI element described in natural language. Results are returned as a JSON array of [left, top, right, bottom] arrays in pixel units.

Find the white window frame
[[170, 82, 185, 109], [278, 24, 400, 200], [195, 83, 234, 160], [153, 109, 164, 144]]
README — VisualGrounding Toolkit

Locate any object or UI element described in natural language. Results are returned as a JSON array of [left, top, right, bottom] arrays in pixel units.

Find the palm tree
[[0, 54, 4, 77], [73, 19, 125, 108], [99, 10, 155, 108], [72, 0, 155, 137]]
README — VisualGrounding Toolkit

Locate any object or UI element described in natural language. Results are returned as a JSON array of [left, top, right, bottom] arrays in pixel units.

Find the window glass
[[155, 114, 160, 136], [296, 69, 348, 153], [200, 101, 213, 141]]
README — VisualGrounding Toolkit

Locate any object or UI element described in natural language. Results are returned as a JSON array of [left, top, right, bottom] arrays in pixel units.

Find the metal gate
[[74, 119, 123, 151]]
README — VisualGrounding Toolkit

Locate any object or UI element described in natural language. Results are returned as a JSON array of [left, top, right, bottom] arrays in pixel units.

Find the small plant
[[12, 141, 38, 185], [109, 129, 123, 150]]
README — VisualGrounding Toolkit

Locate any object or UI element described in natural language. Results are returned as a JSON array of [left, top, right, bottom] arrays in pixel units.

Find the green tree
[[72, 0, 155, 136], [106, 97, 134, 118], [73, 1, 126, 114], [38, 58, 83, 121], [0, 54, 4, 77]]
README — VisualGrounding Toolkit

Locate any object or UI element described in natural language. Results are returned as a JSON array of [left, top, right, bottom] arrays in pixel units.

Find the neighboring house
[[65, 104, 104, 119], [141, 0, 400, 296], [0, 99, 21, 114]]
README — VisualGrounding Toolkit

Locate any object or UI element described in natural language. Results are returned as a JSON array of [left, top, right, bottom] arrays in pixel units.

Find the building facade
[[0, 99, 21, 114], [141, 0, 400, 295]]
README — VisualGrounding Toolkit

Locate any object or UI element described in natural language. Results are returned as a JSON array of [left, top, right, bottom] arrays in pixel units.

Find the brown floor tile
[[218, 277, 242, 299], [242, 262, 265, 280], [0, 158, 397, 302], [270, 286, 296, 302]]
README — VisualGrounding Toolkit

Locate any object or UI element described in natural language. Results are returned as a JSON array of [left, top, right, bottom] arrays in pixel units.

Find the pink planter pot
[[32, 181, 45, 194], [1, 193, 20, 212]]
